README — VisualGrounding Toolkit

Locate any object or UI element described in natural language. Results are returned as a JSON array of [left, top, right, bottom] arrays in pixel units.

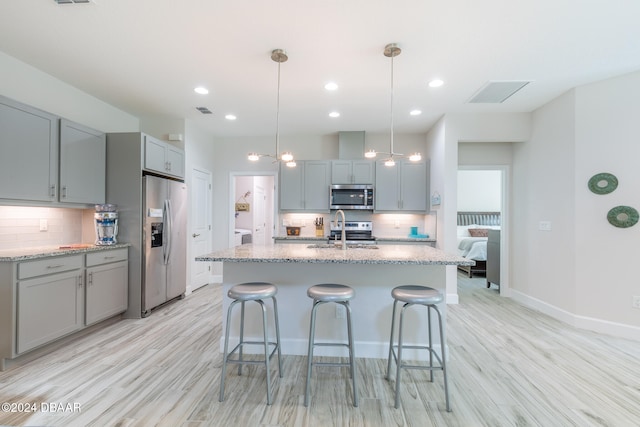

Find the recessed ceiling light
[[225, 114, 237, 120], [324, 82, 338, 91], [410, 110, 422, 116], [194, 86, 209, 95], [329, 111, 340, 118], [428, 79, 444, 88]]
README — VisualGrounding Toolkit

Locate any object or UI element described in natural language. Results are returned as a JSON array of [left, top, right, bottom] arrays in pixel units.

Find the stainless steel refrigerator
[[142, 175, 187, 317]]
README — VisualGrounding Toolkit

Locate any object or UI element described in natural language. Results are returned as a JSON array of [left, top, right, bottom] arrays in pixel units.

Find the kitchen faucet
[[333, 209, 347, 250]]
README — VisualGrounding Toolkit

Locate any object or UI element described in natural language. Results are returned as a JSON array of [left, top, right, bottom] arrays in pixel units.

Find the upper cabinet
[[0, 96, 59, 203], [331, 160, 375, 184], [59, 119, 106, 204], [280, 160, 331, 212], [375, 159, 429, 212], [144, 136, 184, 178], [0, 96, 106, 206]]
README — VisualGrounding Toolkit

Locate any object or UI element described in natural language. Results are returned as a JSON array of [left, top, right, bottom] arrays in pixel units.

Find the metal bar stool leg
[[256, 300, 273, 405], [345, 301, 358, 407], [272, 296, 283, 377], [386, 299, 399, 380], [304, 300, 321, 407], [394, 302, 409, 409], [238, 301, 245, 375], [220, 299, 239, 402], [433, 304, 451, 412]]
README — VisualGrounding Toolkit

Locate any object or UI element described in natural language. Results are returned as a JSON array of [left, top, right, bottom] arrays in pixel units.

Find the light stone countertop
[[197, 243, 472, 266], [0, 243, 131, 262], [273, 236, 436, 243]]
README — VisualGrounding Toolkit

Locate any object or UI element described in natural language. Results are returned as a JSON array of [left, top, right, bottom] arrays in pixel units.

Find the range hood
[[338, 131, 365, 159]]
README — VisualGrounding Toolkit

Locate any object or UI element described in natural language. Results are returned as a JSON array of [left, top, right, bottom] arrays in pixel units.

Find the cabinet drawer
[[18, 255, 83, 280], [86, 248, 128, 267]]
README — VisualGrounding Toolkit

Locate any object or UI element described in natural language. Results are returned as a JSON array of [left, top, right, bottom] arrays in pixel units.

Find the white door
[[190, 168, 212, 291], [253, 181, 266, 245]]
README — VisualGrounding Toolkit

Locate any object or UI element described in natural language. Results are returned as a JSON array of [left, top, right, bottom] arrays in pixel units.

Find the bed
[[456, 212, 501, 278]]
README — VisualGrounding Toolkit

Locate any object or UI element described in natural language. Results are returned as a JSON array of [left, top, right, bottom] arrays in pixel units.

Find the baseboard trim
[[510, 290, 640, 341]]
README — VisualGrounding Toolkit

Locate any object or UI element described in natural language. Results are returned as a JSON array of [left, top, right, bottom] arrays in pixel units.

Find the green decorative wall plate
[[588, 172, 618, 195], [607, 206, 639, 228]]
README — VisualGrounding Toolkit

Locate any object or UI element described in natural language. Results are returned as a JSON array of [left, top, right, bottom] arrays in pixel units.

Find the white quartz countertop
[[196, 243, 472, 266], [0, 243, 131, 262]]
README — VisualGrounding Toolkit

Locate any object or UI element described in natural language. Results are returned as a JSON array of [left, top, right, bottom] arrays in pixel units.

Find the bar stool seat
[[304, 284, 358, 407], [219, 282, 282, 405], [386, 285, 450, 411]]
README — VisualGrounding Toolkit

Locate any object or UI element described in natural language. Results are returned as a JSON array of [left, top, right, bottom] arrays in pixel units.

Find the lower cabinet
[[17, 269, 84, 354], [86, 249, 128, 326], [1, 247, 129, 365]]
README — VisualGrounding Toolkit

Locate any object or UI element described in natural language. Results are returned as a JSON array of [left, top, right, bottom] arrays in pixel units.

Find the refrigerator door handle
[[164, 199, 172, 265]]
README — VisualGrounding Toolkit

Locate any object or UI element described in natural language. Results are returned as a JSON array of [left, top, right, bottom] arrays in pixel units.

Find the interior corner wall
[[511, 91, 577, 314], [573, 71, 640, 330], [0, 51, 138, 132]]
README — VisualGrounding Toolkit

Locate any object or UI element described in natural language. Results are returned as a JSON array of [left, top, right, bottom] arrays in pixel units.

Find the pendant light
[[364, 43, 421, 166], [248, 49, 296, 167]]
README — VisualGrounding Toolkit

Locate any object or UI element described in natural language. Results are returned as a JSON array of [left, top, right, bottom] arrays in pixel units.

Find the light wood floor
[[1, 274, 639, 426]]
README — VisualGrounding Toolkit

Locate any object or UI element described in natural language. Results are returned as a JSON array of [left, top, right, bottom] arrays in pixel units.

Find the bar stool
[[304, 284, 358, 407], [219, 282, 282, 405], [386, 285, 450, 411]]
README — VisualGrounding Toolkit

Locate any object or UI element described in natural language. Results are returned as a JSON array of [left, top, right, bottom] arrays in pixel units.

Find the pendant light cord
[[275, 59, 281, 159], [390, 53, 395, 157]]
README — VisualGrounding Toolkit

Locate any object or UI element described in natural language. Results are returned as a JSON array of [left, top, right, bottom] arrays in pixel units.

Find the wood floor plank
[[0, 274, 638, 426]]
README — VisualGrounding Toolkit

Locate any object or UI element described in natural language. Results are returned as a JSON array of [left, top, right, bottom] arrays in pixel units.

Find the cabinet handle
[[50, 185, 56, 198], [167, 161, 172, 171], [78, 274, 83, 288], [88, 272, 93, 286], [62, 185, 67, 198], [103, 256, 115, 260], [46, 264, 64, 269]]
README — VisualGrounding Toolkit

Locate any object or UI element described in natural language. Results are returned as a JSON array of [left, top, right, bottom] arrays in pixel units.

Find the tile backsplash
[[280, 211, 437, 239], [0, 206, 94, 250]]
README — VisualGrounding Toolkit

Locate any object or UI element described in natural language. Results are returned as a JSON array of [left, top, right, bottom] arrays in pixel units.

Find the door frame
[[457, 164, 510, 297], [229, 171, 278, 248], [188, 166, 213, 293]]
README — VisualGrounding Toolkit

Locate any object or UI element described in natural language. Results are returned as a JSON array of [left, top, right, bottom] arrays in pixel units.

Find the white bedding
[[457, 237, 487, 260]]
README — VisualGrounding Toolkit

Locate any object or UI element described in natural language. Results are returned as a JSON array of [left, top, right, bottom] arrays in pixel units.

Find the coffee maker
[[94, 204, 118, 245]]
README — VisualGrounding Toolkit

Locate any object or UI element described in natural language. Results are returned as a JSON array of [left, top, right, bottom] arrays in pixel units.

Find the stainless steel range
[[329, 220, 376, 244]]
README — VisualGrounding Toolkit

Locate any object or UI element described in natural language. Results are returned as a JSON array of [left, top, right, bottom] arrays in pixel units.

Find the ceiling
[[1, 1, 640, 138]]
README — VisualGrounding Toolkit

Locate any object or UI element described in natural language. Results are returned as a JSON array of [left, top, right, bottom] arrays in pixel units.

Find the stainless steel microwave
[[329, 184, 374, 210]]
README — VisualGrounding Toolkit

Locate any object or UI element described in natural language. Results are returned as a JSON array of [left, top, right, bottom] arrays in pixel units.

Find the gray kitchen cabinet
[[59, 119, 106, 204], [144, 135, 185, 178], [85, 248, 128, 326], [0, 95, 59, 202], [280, 161, 331, 212], [331, 160, 375, 184], [16, 255, 84, 354], [375, 159, 429, 212], [0, 247, 129, 369]]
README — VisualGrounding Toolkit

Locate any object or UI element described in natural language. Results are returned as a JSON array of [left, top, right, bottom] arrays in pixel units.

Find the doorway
[[457, 166, 509, 297], [189, 167, 213, 292], [229, 173, 276, 248]]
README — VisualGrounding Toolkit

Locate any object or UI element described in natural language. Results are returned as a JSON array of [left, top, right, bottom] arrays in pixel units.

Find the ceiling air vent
[[468, 81, 531, 103], [196, 107, 213, 115]]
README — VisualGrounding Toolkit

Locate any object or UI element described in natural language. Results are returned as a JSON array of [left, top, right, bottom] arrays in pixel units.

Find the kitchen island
[[196, 243, 472, 359]]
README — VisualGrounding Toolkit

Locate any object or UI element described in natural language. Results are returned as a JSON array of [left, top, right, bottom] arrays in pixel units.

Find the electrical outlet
[[394, 219, 400, 228], [538, 221, 552, 231], [335, 304, 346, 319], [633, 296, 640, 309], [39, 219, 48, 232]]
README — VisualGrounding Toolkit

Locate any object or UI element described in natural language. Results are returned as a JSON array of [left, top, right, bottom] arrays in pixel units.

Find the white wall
[[574, 72, 640, 329], [457, 170, 502, 211], [511, 71, 640, 338], [0, 51, 138, 132]]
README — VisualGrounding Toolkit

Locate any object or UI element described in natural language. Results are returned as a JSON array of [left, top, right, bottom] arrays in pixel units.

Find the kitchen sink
[[307, 244, 378, 249]]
